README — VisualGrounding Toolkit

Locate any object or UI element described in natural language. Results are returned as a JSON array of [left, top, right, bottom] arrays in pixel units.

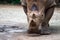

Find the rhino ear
[[21, 0, 27, 6]]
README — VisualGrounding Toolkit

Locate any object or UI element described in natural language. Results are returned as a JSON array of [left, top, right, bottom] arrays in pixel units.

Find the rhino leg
[[41, 6, 55, 35]]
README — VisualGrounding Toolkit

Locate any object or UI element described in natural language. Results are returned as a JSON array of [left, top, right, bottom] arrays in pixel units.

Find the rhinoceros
[[21, 0, 56, 35]]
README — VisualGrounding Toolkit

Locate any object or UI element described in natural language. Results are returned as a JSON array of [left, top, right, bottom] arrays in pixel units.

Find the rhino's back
[[21, 0, 56, 6]]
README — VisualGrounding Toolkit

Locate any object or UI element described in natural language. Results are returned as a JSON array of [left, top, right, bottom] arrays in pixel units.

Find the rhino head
[[26, 0, 47, 33]]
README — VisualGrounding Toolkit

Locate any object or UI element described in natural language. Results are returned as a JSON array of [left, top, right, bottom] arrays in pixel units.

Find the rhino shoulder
[[46, 0, 56, 8]]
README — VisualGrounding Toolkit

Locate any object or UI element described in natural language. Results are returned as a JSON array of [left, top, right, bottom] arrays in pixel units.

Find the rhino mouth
[[30, 20, 37, 27]]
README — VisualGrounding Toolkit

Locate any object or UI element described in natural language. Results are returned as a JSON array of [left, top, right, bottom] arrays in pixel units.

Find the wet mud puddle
[[0, 25, 28, 40], [0, 25, 27, 33]]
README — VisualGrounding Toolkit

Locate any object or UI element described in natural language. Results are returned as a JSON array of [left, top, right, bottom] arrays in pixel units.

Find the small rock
[[11, 26, 18, 28], [0, 28, 4, 32]]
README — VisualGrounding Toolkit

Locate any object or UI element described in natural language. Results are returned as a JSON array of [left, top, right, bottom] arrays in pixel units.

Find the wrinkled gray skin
[[21, 0, 56, 34]]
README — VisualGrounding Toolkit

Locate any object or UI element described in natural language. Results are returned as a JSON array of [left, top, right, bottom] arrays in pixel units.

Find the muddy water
[[0, 25, 27, 40]]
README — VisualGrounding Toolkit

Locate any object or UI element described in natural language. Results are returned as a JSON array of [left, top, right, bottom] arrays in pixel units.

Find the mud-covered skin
[[21, 0, 56, 34]]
